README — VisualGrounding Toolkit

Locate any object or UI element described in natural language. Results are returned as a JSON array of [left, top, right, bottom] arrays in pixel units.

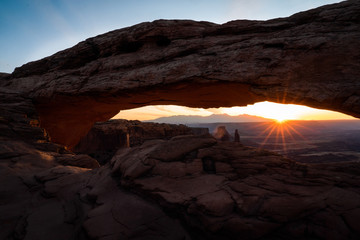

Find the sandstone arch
[[5, 0, 360, 148]]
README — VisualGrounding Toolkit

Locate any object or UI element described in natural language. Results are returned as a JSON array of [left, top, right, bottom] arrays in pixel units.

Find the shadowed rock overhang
[[4, 0, 360, 148]]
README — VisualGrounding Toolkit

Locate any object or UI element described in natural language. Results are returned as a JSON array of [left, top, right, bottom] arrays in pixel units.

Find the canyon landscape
[[185, 119, 360, 163], [1, 1, 360, 239]]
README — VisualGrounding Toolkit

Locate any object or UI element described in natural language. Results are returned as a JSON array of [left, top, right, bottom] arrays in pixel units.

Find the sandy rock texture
[[110, 136, 360, 239]]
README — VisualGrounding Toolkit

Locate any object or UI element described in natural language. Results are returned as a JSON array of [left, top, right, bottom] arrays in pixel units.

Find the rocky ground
[[1, 88, 360, 239], [109, 135, 360, 239]]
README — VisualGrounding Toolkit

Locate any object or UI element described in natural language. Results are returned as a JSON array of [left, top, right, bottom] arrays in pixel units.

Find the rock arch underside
[[1, 1, 360, 240]]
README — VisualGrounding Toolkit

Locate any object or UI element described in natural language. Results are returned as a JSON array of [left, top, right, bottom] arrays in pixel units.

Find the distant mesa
[[146, 114, 272, 124]]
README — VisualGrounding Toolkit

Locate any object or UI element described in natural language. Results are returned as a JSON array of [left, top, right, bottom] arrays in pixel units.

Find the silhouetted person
[[234, 129, 240, 142]]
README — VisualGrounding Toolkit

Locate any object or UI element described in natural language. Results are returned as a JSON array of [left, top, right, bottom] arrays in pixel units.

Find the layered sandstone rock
[[3, 0, 360, 148], [73, 119, 207, 164], [0, 91, 98, 240]]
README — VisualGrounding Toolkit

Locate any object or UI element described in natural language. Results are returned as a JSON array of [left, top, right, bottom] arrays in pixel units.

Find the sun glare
[[275, 118, 287, 123], [220, 102, 316, 121]]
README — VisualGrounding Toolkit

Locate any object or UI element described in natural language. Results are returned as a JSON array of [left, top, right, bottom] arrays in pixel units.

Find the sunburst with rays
[[257, 120, 314, 156]]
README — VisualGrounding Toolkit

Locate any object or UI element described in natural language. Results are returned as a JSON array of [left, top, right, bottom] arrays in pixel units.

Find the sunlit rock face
[[5, 0, 360, 148]]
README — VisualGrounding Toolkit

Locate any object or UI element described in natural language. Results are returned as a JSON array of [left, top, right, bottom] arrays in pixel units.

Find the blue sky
[[0, 0, 342, 73]]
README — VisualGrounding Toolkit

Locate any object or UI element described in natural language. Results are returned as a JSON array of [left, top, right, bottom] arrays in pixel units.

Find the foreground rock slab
[[110, 136, 360, 239]]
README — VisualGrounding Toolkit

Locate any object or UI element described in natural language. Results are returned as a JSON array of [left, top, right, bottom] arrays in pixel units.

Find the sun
[[219, 102, 301, 122], [273, 115, 290, 123], [274, 118, 287, 123]]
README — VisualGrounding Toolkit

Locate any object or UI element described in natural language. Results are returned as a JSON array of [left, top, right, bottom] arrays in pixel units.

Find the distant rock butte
[[3, 0, 360, 148], [213, 125, 232, 141]]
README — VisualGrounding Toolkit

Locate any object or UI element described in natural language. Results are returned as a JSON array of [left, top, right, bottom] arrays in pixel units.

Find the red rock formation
[[213, 126, 231, 141], [4, 0, 360, 148], [73, 119, 200, 164]]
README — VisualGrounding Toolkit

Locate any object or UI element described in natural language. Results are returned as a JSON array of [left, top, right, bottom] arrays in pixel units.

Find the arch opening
[[71, 102, 353, 165], [108, 102, 360, 163], [35, 78, 360, 151], [112, 101, 356, 123]]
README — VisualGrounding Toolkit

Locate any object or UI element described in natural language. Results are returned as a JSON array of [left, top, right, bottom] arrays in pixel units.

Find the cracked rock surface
[[110, 137, 360, 239]]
